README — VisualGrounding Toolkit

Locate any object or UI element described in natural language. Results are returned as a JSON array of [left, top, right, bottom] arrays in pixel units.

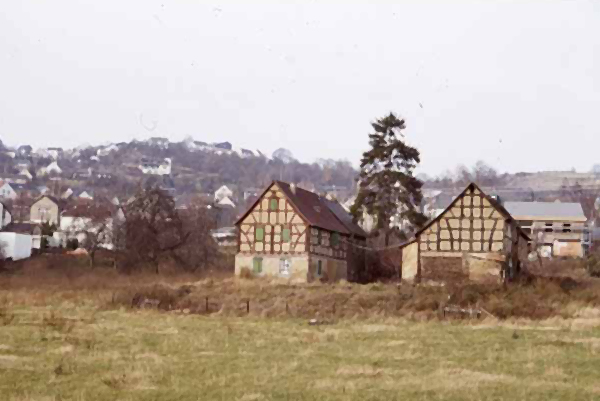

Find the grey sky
[[1, 1, 599, 175]]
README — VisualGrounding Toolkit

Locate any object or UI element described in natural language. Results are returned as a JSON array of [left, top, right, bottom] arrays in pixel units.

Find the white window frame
[[279, 258, 290, 276]]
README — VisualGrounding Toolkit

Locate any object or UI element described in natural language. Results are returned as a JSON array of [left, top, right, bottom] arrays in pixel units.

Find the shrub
[[585, 254, 600, 278], [239, 267, 253, 279]]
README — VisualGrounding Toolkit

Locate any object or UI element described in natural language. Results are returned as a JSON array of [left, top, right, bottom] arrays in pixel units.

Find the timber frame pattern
[[237, 183, 351, 261], [417, 184, 526, 256], [238, 185, 308, 255]]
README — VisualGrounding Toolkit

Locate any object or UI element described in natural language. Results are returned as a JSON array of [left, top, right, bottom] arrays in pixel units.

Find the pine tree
[[351, 112, 427, 245]]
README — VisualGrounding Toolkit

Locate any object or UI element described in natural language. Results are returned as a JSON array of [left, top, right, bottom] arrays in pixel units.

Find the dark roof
[[33, 194, 66, 210], [62, 201, 112, 219], [236, 181, 366, 238], [1, 222, 41, 234], [322, 197, 367, 237], [414, 183, 529, 241]]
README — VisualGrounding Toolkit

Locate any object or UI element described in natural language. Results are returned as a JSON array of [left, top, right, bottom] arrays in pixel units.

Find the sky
[[1, 1, 599, 176]]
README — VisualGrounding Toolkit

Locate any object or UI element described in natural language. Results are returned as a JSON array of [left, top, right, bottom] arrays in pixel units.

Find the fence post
[[246, 299, 250, 314], [205, 296, 209, 313], [285, 301, 289, 315]]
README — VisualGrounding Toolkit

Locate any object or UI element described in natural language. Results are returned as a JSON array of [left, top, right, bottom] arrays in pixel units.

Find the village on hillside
[[1, 134, 599, 285]]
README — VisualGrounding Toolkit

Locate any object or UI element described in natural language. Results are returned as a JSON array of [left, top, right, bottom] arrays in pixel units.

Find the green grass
[[2, 299, 600, 400]]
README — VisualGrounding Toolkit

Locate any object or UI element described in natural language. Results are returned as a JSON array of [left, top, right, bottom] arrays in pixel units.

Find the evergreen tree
[[351, 112, 427, 245]]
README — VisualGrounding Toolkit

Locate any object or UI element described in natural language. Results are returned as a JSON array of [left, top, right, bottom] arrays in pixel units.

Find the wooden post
[[511, 221, 519, 281], [285, 302, 289, 315], [205, 296, 209, 313], [246, 299, 250, 314]]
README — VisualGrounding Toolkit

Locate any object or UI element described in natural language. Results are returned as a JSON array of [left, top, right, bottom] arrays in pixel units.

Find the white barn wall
[[0, 232, 33, 260]]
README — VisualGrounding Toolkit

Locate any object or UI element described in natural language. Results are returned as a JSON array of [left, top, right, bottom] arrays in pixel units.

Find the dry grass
[[2, 257, 600, 400], [1, 302, 599, 400]]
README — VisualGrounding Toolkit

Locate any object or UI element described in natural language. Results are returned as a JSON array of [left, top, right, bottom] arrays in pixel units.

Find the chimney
[[290, 183, 296, 194]]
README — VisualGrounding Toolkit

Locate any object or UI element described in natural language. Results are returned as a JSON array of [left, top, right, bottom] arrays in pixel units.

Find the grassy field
[[2, 256, 600, 400], [2, 296, 600, 400]]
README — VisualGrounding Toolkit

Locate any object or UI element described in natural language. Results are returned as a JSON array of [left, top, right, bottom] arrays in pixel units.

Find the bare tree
[[172, 198, 220, 271], [123, 186, 189, 274], [64, 200, 113, 268]]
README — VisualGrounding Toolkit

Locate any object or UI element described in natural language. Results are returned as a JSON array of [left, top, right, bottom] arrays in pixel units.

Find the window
[[316, 230, 322, 245], [279, 258, 290, 275], [545, 223, 554, 233], [253, 257, 263, 273], [331, 233, 340, 247], [563, 223, 572, 233], [270, 199, 278, 211], [316, 260, 323, 277], [282, 228, 291, 242], [255, 227, 264, 241]]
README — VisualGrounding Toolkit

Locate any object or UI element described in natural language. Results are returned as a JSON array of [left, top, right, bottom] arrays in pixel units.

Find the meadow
[[2, 256, 600, 400]]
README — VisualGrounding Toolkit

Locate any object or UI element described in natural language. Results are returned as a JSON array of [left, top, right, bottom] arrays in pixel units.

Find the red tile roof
[[236, 181, 366, 238]]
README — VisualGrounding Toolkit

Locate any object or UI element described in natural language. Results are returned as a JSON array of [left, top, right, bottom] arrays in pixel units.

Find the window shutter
[[256, 227, 264, 241], [282, 228, 291, 242], [253, 258, 262, 273]]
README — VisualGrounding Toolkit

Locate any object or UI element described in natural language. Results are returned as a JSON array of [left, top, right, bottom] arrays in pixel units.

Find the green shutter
[[256, 227, 264, 241], [270, 199, 278, 211], [331, 233, 339, 247], [253, 258, 262, 273], [282, 228, 291, 242]]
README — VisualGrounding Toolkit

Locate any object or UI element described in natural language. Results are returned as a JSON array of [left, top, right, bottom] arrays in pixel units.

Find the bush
[[66, 239, 79, 251], [585, 254, 600, 278]]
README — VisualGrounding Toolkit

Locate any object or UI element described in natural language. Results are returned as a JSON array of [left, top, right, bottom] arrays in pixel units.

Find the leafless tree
[[123, 186, 189, 274], [64, 200, 113, 268], [171, 198, 220, 271]]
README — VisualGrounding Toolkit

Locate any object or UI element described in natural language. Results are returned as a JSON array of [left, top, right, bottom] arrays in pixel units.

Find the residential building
[[401, 183, 529, 282], [139, 158, 171, 175], [1, 223, 42, 250], [30, 195, 61, 226], [37, 161, 62, 176], [0, 202, 12, 228], [0, 231, 33, 260], [503, 201, 588, 258], [0, 182, 17, 200], [214, 185, 233, 202], [235, 181, 367, 282]]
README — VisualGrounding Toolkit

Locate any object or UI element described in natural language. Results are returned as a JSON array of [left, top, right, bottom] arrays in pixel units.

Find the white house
[[0, 232, 32, 260], [139, 158, 172, 175], [0, 202, 12, 228], [17, 167, 32, 180], [38, 161, 62, 176], [214, 185, 233, 202], [47, 148, 63, 160], [97, 144, 119, 156], [217, 196, 236, 208], [62, 188, 74, 199], [0, 182, 17, 200]]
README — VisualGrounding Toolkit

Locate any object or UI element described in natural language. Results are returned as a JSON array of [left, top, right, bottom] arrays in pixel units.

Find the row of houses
[[232, 181, 596, 283]]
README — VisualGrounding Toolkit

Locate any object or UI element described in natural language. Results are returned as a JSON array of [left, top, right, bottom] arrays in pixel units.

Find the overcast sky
[[1, 1, 599, 175]]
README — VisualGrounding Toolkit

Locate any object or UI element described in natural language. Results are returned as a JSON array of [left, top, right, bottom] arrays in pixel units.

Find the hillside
[[0, 138, 358, 206]]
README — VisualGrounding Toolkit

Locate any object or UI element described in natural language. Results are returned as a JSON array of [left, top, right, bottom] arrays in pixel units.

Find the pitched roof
[[1, 222, 41, 234], [236, 181, 366, 238], [415, 183, 529, 240], [503, 202, 587, 222]]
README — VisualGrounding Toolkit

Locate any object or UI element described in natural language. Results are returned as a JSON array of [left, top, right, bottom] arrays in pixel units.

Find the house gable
[[416, 183, 525, 254], [237, 182, 309, 256]]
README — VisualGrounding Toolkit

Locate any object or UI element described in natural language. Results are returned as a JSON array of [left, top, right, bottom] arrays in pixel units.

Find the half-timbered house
[[401, 183, 529, 282], [235, 181, 366, 282]]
